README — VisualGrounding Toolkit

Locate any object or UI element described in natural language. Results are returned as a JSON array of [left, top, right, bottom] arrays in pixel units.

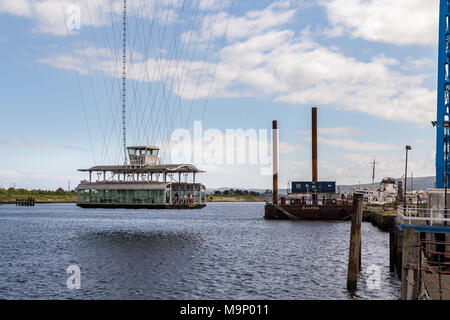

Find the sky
[[0, 0, 441, 190]]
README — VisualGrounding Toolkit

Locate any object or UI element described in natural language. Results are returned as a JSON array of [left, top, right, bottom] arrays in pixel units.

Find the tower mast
[[122, 0, 127, 165], [371, 158, 378, 190], [436, 0, 449, 188]]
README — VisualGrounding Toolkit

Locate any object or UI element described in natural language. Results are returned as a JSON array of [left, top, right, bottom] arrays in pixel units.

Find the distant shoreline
[[0, 188, 271, 205], [1, 198, 269, 204], [1, 200, 269, 204], [0, 200, 77, 204], [206, 196, 270, 203]]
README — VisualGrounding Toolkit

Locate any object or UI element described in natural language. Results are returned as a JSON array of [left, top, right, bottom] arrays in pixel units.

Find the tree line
[[213, 189, 262, 197], [0, 188, 75, 197]]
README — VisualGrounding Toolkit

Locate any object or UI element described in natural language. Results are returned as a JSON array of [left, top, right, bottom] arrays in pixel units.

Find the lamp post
[[404, 146, 411, 208]]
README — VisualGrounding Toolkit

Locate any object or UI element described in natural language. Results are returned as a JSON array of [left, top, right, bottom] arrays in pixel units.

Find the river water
[[0, 202, 400, 300]]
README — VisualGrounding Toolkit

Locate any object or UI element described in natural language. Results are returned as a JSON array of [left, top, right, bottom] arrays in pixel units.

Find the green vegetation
[[0, 187, 271, 204], [207, 189, 270, 202], [0, 188, 77, 204]]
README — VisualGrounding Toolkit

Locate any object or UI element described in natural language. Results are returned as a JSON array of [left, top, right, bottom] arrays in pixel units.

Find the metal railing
[[419, 240, 450, 300], [397, 206, 450, 226]]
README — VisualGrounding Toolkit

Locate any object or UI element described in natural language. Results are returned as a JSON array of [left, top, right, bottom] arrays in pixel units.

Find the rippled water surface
[[0, 202, 400, 300]]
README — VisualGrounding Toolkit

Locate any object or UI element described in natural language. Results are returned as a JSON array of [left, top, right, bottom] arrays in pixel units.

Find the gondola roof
[[78, 164, 205, 174]]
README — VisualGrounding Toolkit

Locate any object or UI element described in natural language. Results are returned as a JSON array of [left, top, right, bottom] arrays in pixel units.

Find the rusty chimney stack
[[312, 107, 318, 182], [272, 120, 278, 204]]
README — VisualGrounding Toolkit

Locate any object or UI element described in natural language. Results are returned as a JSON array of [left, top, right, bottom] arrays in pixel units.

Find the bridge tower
[[436, 0, 450, 188]]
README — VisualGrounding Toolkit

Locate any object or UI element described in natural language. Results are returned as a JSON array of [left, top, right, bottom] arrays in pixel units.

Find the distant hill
[[337, 176, 436, 193], [208, 176, 436, 195], [207, 188, 288, 195]]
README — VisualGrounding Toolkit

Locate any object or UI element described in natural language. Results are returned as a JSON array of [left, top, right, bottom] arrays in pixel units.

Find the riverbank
[[0, 199, 76, 204], [0, 187, 76, 204], [206, 195, 269, 202], [0, 197, 268, 204], [0, 188, 272, 204]]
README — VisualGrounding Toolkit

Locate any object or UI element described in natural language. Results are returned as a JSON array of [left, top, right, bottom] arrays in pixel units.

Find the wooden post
[[359, 240, 362, 271], [193, 173, 196, 204], [347, 193, 363, 291], [401, 228, 420, 300], [389, 231, 396, 272], [312, 107, 318, 182], [272, 120, 278, 204], [312, 108, 318, 204]]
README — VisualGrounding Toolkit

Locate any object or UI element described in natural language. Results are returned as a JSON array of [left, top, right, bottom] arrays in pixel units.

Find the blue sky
[[0, 0, 440, 190]]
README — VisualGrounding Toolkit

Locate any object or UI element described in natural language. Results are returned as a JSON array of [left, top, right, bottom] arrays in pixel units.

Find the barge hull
[[77, 203, 206, 210], [264, 203, 352, 221]]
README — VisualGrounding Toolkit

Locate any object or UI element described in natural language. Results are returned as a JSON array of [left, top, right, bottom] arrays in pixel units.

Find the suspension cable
[[122, 0, 128, 165]]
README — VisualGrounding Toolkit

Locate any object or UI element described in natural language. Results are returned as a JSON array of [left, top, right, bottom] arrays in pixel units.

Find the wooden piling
[[359, 238, 362, 271], [272, 120, 278, 204], [311, 108, 318, 204], [347, 193, 363, 291], [15, 197, 35, 206], [389, 231, 395, 272], [311, 108, 318, 183], [401, 228, 420, 300]]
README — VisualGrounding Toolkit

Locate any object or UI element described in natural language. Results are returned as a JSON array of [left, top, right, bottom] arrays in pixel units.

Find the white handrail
[[397, 206, 450, 226]]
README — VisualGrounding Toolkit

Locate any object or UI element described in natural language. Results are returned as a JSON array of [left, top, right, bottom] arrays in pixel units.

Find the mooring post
[[359, 240, 362, 271], [400, 228, 420, 300], [272, 120, 278, 204], [347, 193, 363, 291], [389, 231, 395, 272], [311, 107, 318, 204]]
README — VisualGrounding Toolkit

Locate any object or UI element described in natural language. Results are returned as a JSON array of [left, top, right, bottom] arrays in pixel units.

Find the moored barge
[[264, 183, 353, 221], [264, 108, 352, 221]]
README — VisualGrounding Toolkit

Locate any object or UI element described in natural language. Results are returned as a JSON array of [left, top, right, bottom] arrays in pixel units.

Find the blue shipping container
[[291, 181, 336, 194]]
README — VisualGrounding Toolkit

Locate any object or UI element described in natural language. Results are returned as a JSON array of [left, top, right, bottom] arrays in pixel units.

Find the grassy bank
[[206, 195, 269, 202], [0, 188, 77, 204], [206, 189, 270, 202], [0, 188, 270, 204]]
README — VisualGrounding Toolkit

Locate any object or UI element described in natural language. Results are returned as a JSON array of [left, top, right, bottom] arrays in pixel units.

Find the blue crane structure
[[436, 0, 450, 188]]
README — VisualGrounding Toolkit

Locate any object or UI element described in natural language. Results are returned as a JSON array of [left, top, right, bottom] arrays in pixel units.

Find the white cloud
[[0, 169, 84, 190], [0, 0, 119, 36], [401, 57, 435, 71], [298, 126, 362, 137], [0, 0, 32, 17], [39, 53, 89, 74], [4, 140, 81, 151], [42, 7, 436, 125], [185, 1, 298, 43], [279, 152, 434, 185], [198, 0, 231, 11], [265, 149, 435, 186], [321, 0, 438, 46], [338, 152, 434, 184], [279, 141, 306, 154], [313, 137, 398, 152], [1, 174, 84, 191], [35, 1, 437, 128], [210, 30, 436, 124], [0, 0, 194, 36]]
